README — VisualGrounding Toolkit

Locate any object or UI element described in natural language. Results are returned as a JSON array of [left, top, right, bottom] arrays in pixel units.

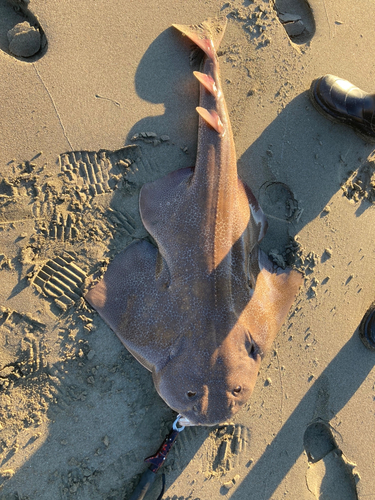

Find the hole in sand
[[271, 0, 315, 44], [0, 0, 47, 61], [304, 421, 359, 500]]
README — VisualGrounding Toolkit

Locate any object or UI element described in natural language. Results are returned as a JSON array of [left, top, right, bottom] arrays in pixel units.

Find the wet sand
[[0, 0, 374, 498]]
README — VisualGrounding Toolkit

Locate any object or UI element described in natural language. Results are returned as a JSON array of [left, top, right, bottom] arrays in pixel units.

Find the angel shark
[[85, 17, 302, 426]]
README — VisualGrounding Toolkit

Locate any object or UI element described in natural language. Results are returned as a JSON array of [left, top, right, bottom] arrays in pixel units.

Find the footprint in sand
[[272, 0, 315, 44], [304, 421, 359, 500], [0, 0, 47, 60]]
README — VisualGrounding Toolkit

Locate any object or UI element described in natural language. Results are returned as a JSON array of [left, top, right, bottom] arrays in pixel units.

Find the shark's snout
[[175, 383, 250, 426]]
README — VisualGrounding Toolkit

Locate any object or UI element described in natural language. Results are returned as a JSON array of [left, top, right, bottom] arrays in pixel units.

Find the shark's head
[[153, 321, 262, 426]]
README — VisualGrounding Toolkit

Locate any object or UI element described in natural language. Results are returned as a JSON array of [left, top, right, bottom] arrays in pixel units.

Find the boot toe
[[310, 74, 375, 141]]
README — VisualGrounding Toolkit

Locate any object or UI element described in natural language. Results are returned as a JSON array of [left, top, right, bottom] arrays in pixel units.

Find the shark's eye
[[187, 391, 197, 398], [232, 386, 242, 395]]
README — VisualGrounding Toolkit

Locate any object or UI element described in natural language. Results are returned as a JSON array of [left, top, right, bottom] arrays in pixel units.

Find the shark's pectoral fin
[[139, 166, 195, 270], [244, 249, 303, 353], [85, 240, 172, 371]]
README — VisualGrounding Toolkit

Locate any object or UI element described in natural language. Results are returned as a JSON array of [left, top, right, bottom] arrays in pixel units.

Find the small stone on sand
[[278, 12, 302, 23], [7, 21, 41, 58], [87, 350, 95, 360], [284, 20, 305, 37]]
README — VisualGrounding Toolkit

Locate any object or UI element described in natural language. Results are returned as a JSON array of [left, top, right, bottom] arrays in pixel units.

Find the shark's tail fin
[[173, 17, 228, 135], [172, 16, 227, 60]]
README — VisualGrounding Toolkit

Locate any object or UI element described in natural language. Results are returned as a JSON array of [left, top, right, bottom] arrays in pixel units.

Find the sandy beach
[[0, 0, 375, 498]]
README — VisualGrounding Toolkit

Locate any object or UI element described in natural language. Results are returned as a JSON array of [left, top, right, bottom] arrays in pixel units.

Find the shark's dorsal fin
[[193, 71, 217, 95], [196, 107, 224, 134]]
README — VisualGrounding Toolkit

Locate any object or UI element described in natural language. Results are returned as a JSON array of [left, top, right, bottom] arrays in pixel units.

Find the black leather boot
[[310, 74, 375, 142], [359, 302, 375, 351]]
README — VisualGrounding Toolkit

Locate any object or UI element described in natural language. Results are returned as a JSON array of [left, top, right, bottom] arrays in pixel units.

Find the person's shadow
[[121, 22, 375, 499], [125, 27, 201, 178], [127, 21, 375, 498]]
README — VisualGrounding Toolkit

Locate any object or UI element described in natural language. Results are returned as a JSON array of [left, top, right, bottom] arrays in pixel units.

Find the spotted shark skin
[[85, 17, 303, 426]]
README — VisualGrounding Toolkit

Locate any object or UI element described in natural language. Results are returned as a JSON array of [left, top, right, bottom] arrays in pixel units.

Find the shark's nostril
[[187, 391, 197, 398]]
